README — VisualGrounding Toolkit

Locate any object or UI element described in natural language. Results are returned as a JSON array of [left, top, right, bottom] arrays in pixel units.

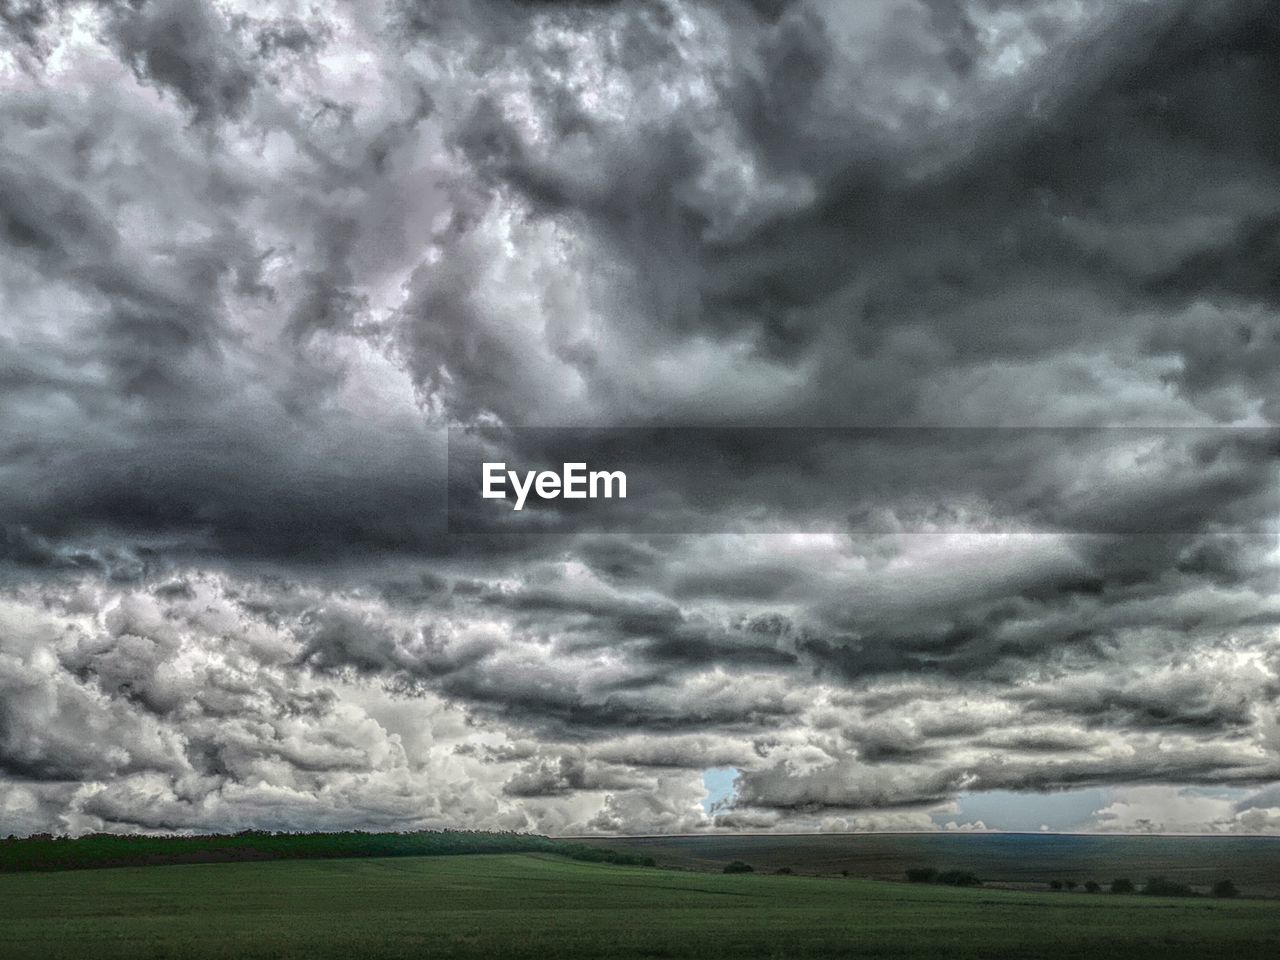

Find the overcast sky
[[1, 0, 1278, 838]]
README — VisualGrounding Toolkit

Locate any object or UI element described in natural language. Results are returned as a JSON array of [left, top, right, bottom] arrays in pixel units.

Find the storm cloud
[[0, 0, 1277, 837]]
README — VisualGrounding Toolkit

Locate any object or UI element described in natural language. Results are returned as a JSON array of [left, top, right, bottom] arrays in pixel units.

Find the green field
[[1, 853, 1277, 959], [578, 832, 1280, 896]]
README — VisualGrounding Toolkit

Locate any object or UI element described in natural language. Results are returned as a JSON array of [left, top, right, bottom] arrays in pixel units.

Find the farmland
[[577, 832, 1280, 896], [2, 851, 1278, 959]]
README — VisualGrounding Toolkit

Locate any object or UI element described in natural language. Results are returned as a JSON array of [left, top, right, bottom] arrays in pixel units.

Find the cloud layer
[[0, 0, 1277, 836]]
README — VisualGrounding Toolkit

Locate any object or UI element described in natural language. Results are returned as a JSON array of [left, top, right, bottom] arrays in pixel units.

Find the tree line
[[0, 830, 655, 873], [905, 866, 1240, 897]]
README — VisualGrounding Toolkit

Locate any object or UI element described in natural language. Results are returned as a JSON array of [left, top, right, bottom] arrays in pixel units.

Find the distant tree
[[935, 870, 982, 887], [840, 869, 849, 877], [774, 867, 794, 875], [723, 860, 754, 874], [1049, 880, 1063, 891], [1212, 879, 1239, 898], [1083, 881, 1101, 893], [1110, 878, 1135, 894], [905, 867, 938, 883], [1142, 877, 1198, 897]]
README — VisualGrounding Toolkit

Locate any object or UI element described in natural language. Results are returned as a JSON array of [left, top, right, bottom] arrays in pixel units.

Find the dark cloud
[[502, 752, 646, 797], [0, 0, 1277, 836], [113, 0, 256, 123], [1011, 668, 1274, 733]]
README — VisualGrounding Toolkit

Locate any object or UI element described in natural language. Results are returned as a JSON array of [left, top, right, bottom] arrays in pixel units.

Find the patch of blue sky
[[701, 767, 738, 813]]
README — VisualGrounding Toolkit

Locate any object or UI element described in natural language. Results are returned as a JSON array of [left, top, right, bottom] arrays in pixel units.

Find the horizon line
[[554, 830, 1280, 841]]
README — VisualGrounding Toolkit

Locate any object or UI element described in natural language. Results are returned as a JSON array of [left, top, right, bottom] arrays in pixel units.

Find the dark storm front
[[446, 426, 1278, 535]]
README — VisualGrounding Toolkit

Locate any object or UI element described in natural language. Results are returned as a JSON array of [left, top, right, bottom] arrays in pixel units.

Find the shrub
[[1064, 879, 1078, 891], [557, 844, 656, 867], [1083, 881, 1101, 893], [1212, 879, 1239, 898], [723, 861, 754, 874], [1110, 878, 1135, 894], [774, 867, 794, 875], [935, 870, 981, 887], [905, 867, 938, 883], [1049, 880, 1063, 891], [1142, 877, 1198, 897]]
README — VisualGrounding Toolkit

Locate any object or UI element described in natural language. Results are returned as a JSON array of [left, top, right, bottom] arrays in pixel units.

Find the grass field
[[1, 853, 1278, 959], [577, 832, 1280, 896]]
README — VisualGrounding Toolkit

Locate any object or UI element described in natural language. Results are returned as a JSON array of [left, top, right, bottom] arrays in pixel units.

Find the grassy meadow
[[577, 832, 1280, 896], [2, 852, 1278, 960]]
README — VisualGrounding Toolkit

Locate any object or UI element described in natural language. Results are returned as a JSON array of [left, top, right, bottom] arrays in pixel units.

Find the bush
[[723, 860, 754, 874], [1142, 877, 1198, 897], [935, 870, 982, 887], [1064, 879, 1078, 891], [1110, 878, 1135, 894], [905, 867, 938, 883], [1212, 879, 1239, 898], [774, 867, 793, 875], [557, 844, 657, 868], [1049, 880, 1063, 891], [1083, 881, 1101, 893]]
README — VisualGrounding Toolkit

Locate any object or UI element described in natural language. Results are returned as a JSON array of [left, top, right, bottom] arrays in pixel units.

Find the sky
[[0, 0, 1278, 838]]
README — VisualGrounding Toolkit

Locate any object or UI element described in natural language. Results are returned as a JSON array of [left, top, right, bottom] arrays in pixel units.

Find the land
[[2, 850, 1279, 959], [0, 829, 652, 873], [576, 832, 1280, 897]]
